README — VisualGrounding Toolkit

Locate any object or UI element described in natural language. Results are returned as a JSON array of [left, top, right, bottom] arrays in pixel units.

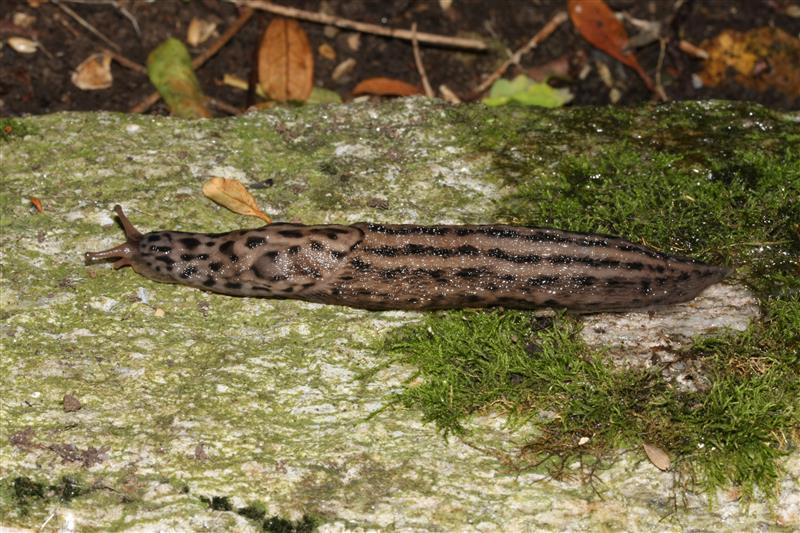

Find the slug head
[[85, 205, 174, 283]]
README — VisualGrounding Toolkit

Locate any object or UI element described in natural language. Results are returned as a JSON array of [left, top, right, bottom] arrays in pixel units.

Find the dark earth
[[1, 0, 799, 116]]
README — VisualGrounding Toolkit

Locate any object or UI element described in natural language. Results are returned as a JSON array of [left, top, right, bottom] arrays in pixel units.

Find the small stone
[[63, 393, 82, 412]]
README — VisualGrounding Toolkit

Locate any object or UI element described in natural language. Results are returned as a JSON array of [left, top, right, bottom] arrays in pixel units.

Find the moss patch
[[379, 140, 799, 501]]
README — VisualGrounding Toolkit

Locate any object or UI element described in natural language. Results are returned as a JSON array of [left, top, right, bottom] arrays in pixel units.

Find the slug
[[85, 205, 730, 313]]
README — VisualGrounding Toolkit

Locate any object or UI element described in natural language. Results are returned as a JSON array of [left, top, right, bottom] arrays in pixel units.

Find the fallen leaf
[[318, 43, 336, 61], [187, 17, 217, 47], [698, 27, 800, 100], [30, 197, 43, 212], [352, 77, 422, 97], [7, 36, 38, 54], [331, 58, 356, 82], [147, 38, 210, 118], [643, 442, 671, 471], [258, 18, 314, 102], [13, 12, 36, 28], [307, 86, 342, 104], [568, 0, 654, 91], [483, 74, 573, 108], [71, 51, 113, 91], [202, 177, 272, 223]]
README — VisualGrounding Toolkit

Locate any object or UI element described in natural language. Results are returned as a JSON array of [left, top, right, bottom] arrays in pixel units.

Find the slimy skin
[[85, 205, 730, 312]]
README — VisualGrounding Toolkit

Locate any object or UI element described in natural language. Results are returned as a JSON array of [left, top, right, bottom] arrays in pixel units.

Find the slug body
[[86, 206, 730, 313]]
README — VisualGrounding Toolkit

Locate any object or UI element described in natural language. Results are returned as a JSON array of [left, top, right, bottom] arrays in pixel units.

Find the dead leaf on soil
[[352, 77, 422, 97], [30, 197, 43, 212], [71, 51, 113, 90], [258, 18, 314, 102], [202, 177, 272, 223], [567, 0, 654, 91], [187, 17, 217, 47], [643, 442, 671, 471], [7, 36, 38, 54], [698, 27, 800, 100]]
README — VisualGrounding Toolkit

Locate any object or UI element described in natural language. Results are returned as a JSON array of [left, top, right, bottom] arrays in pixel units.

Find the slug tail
[[84, 205, 142, 268]]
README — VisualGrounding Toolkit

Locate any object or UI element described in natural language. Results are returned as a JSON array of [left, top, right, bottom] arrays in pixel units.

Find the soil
[[1, 0, 799, 116]]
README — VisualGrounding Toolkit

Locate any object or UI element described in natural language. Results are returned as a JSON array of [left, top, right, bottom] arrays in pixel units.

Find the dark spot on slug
[[544, 299, 560, 306], [229, 254, 239, 263], [626, 262, 644, 270], [407, 297, 419, 304], [271, 275, 288, 282], [526, 275, 559, 287], [310, 240, 324, 251], [150, 245, 172, 253], [677, 272, 691, 281], [246, 237, 266, 249], [288, 246, 301, 255], [180, 254, 194, 261], [225, 281, 242, 290], [302, 282, 316, 289], [179, 237, 201, 250], [279, 230, 304, 239], [331, 250, 346, 260], [457, 245, 479, 255], [456, 267, 486, 278], [283, 286, 294, 293], [147, 234, 160, 242], [263, 250, 279, 261], [203, 277, 216, 287], [156, 256, 175, 265], [455, 228, 475, 236], [181, 266, 198, 279], [219, 241, 235, 255], [572, 276, 596, 287], [640, 280, 652, 294], [488, 248, 541, 264], [209, 262, 222, 272], [350, 258, 371, 271], [205, 241, 216, 246]]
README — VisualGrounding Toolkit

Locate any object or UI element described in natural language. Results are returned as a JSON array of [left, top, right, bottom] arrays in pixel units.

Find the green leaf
[[483, 74, 573, 108], [307, 87, 343, 104]]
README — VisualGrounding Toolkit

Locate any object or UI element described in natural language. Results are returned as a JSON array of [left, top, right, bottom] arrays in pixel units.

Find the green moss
[[0, 118, 34, 141], [379, 142, 800, 502]]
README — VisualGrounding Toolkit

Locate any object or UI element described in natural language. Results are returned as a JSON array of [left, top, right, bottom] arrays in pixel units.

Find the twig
[[53, 0, 121, 51], [62, 0, 142, 36], [207, 97, 243, 115], [238, 0, 487, 50], [472, 11, 568, 96], [654, 37, 669, 101], [411, 23, 434, 98], [129, 7, 254, 114], [105, 49, 146, 74]]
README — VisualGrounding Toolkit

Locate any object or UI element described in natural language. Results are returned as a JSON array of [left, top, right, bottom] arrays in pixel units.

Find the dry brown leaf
[[643, 442, 671, 471], [698, 27, 800, 100], [187, 17, 217, 47], [30, 197, 43, 213], [331, 58, 356, 82], [258, 18, 314, 102], [202, 177, 272, 224], [568, 0, 654, 91], [318, 43, 336, 61], [352, 77, 422, 97], [7, 36, 38, 54], [72, 51, 113, 90]]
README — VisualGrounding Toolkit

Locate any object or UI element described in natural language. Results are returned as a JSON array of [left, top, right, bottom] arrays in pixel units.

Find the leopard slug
[[85, 205, 730, 312]]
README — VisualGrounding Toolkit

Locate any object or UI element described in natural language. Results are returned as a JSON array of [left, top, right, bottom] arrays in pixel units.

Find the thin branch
[[105, 49, 146, 75], [238, 0, 487, 50], [411, 23, 434, 98], [129, 7, 254, 114], [472, 11, 568, 96], [53, 0, 121, 51]]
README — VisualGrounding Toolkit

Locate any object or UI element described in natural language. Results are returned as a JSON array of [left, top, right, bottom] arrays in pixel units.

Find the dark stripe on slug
[[263, 250, 279, 261], [366, 224, 450, 236], [488, 248, 541, 264], [150, 245, 171, 253], [278, 229, 304, 239], [526, 275, 559, 287], [456, 267, 487, 278], [156, 256, 175, 265], [147, 234, 160, 242], [571, 276, 596, 287], [331, 250, 346, 260], [225, 281, 242, 290], [350, 258, 371, 271]]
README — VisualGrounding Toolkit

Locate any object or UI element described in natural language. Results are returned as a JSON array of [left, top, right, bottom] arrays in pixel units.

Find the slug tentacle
[[85, 206, 731, 313]]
